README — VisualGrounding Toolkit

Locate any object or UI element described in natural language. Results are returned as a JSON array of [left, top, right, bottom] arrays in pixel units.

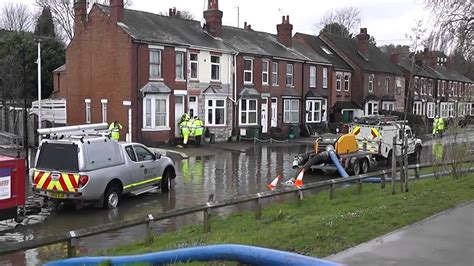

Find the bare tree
[[35, 0, 133, 41], [0, 2, 33, 32], [315, 7, 361, 37], [424, 0, 473, 61]]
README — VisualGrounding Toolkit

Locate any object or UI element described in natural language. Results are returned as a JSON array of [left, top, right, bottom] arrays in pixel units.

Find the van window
[[405, 129, 413, 138], [125, 146, 137, 162], [36, 142, 79, 172], [134, 146, 154, 161]]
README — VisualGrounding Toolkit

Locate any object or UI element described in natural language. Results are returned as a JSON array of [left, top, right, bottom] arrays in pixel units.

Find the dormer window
[[321, 46, 332, 55]]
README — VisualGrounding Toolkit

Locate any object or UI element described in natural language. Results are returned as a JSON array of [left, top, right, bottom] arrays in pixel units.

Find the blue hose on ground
[[44, 244, 341, 266], [326, 145, 349, 178], [362, 168, 474, 183]]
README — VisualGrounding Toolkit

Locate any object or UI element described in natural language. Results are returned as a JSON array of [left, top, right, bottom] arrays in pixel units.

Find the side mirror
[[154, 152, 162, 160]]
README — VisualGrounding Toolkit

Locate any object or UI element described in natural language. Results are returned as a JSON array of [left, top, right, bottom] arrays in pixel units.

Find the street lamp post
[[37, 41, 42, 143]]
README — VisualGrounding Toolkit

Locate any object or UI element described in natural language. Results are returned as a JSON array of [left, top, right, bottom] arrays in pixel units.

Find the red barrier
[[0, 155, 26, 222]]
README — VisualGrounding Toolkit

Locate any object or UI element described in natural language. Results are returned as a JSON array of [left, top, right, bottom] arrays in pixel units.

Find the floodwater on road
[[0, 140, 471, 265], [0, 144, 327, 265]]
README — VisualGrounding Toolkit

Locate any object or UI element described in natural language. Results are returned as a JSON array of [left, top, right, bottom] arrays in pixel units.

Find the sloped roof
[[53, 64, 66, 73], [305, 89, 328, 98], [332, 101, 360, 110], [96, 5, 230, 51], [322, 32, 402, 75], [399, 57, 473, 83], [140, 82, 171, 94], [295, 33, 351, 70], [220, 26, 307, 61], [239, 87, 260, 98], [399, 59, 437, 79], [291, 40, 331, 64]]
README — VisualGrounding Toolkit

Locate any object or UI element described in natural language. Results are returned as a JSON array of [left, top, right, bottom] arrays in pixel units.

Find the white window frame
[[427, 102, 435, 118], [272, 62, 279, 85], [85, 99, 91, 124], [442, 81, 446, 96], [239, 99, 258, 126], [190, 53, 199, 80], [262, 60, 269, 85], [344, 74, 350, 92], [101, 99, 108, 123], [384, 77, 390, 94], [306, 100, 321, 123], [382, 102, 394, 111], [448, 103, 455, 117], [244, 58, 253, 84], [448, 81, 452, 96], [149, 48, 162, 80], [471, 103, 474, 116], [365, 101, 379, 115], [336, 72, 342, 91], [142, 94, 170, 131], [440, 103, 449, 118], [428, 79, 433, 96], [368, 74, 374, 93], [414, 77, 419, 95], [396, 77, 402, 95], [211, 55, 220, 81], [205, 98, 227, 126], [283, 99, 299, 123], [421, 78, 426, 95], [413, 101, 422, 115], [286, 64, 294, 86], [309, 66, 316, 88], [323, 67, 328, 89], [175, 51, 185, 81], [453, 82, 457, 96]]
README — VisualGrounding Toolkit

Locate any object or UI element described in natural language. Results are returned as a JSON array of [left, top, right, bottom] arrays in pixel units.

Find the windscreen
[[36, 142, 79, 172]]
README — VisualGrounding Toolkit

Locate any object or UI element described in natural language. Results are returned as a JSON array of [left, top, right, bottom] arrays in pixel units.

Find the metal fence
[[0, 160, 472, 258]]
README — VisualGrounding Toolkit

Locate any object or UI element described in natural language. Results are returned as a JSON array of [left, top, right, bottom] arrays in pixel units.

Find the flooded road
[[0, 140, 471, 265], [1, 144, 328, 265]]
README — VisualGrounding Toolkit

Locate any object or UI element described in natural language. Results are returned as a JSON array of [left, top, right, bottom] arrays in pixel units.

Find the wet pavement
[[0, 132, 472, 265]]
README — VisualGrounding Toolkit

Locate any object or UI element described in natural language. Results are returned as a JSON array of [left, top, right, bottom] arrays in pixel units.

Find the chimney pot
[[203, 0, 223, 37], [277, 14, 293, 47], [244, 21, 247, 28], [110, 0, 124, 23]]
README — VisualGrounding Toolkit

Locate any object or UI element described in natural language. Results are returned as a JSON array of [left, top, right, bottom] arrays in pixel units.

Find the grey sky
[[8, 0, 432, 46]]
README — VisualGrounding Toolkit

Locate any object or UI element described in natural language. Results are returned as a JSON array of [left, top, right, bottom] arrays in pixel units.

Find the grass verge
[[104, 174, 474, 260]]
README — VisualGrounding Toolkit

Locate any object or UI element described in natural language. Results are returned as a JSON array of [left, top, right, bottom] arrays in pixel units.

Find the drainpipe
[[230, 52, 239, 132], [301, 61, 306, 130], [135, 42, 140, 142]]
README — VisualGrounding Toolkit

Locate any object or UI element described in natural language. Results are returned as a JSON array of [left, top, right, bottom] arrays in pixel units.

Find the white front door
[[271, 97, 278, 128], [175, 95, 184, 137], [261, 97, 268, 133], [188, 96, 198, 118]]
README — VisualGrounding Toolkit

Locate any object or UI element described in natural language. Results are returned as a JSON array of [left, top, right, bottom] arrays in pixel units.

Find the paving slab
[[327, 201, 474, 266]]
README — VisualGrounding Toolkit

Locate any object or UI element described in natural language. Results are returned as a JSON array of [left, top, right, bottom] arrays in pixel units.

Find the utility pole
[[37, 40, 42, 144]]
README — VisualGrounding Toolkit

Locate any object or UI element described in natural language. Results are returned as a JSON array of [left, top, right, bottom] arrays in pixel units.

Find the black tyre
[[361, 158, 369, 174], [352, 159, 361, 175], [414, 145, 422, 161], [161, 170, 171, 193], [103, 184, 121, 209]]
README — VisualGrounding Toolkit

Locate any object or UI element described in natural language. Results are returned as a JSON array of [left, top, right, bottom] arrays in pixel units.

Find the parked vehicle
[[349, 116, 423, 162], [30, 124, 176, 209]]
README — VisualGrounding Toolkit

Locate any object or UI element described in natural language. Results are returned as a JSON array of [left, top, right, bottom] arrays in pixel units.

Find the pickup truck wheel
[[103, 185, 121, 209], [361, 158, 369, 174], [161, 171, 171, 193], [352, 159, 361, 175]]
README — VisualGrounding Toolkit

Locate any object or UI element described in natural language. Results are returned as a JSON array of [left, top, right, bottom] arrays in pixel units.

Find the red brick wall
[[66, 6, 132, 140], [51, 71, 67, 98]]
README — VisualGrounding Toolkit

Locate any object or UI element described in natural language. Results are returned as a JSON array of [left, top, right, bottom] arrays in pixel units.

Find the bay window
[[205, 98, 226, 126], [284, 99, 299, 123], [143, 94, 169, 130], [239, 99, 258, 125], [306, 100, 321, 123]]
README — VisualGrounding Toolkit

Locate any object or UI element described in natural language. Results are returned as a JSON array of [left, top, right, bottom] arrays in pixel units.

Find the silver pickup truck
[[31, 135, 176, 209]]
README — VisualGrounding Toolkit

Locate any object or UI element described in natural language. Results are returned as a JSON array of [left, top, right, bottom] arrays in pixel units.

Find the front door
[[271, 97, 278, 128], [175, 96, 185, 137], [261, 97, 268, 133], [188, 96, 198, 118]]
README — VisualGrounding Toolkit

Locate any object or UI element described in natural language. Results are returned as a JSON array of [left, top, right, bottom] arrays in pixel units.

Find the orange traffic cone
[[294, 169, 304, 187], [267, 175, 281, 190]]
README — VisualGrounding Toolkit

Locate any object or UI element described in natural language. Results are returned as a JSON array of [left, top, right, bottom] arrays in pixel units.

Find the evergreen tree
[[34, 7, 56, 38]]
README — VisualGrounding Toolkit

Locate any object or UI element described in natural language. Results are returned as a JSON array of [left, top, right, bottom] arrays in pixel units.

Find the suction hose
[[326, 145, 349, 178]]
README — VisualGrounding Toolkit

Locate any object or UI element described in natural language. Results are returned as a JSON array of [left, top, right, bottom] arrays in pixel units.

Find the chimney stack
[[74, 0, 86, 32], [110, 0, 124, 23], [356, 28, 369, 60], [277, 15, 293, 47], [389, 53, 399, 65], [244, 22, 252, 30], [203, 0, 223, 37]]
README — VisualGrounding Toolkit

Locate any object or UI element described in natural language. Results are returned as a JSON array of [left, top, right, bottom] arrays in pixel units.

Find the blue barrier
[[45, 244, 341, 266]]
